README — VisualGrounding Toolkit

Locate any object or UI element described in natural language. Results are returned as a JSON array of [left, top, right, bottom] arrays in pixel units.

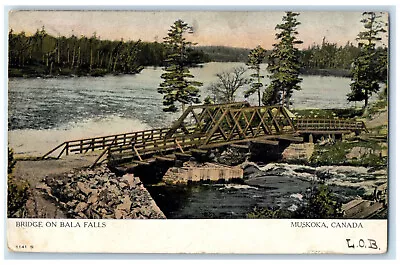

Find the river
[[8, 62, 367, 156], [8, 62, 373, 218]]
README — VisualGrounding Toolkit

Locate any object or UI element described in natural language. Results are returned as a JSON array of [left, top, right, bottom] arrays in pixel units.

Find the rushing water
[[147, 178, 313, 219], [146, 164, 366, 219], [8, 62, 369, 218], [9, 62, 359, 132]]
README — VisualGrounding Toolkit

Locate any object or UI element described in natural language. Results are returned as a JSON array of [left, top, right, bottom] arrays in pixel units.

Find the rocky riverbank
[[35, 165, 165, 219]]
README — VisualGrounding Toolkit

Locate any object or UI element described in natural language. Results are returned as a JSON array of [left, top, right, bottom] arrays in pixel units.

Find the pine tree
[[263, 12, 303, 108], [296, 185, 343, 219], [347, 12, 387, 109], [245, 45, 267, 106], [377, 46, 388, 97], [158, 19, 203, 113]]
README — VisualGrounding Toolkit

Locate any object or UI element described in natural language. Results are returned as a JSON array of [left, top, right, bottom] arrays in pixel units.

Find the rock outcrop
[[281, 143, 315, 163], [346, 145, 387, 159], [213, 147, 248, 165], [163, 161, 243, 184], [36, 165, 165, 219]]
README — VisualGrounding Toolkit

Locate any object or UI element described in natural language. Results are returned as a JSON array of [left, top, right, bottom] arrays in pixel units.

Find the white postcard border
[[7, 218, 387, 254]]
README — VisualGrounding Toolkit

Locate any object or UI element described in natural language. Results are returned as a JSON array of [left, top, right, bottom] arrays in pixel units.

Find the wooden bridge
[[42, 102, 367, 170]]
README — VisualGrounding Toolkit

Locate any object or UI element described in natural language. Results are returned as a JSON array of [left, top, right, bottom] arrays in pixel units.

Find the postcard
[[7, 9, 389, 254]]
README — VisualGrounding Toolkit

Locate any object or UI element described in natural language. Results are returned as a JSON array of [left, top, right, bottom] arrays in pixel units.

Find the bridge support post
[[308, 134, 314, 143]]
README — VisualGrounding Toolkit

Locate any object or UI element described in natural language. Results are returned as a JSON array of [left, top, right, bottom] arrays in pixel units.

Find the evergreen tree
[[377, 46, 388, 97], [300, 40, 361, 72], [347, 12, 387, 109], [8, 148, 16, 174], [295, 185, 343, 219], [158, 19, 203, 113], [245, 45, 267, 106], [203, 95, 214, 105], [263, 12, 303, 107]]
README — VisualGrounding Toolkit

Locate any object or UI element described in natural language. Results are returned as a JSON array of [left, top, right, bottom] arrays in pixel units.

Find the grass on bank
[[309, 140, 387, 168], [7, 148, 30, 218], [301, 99, 388, 168], [293, 97, 387, 119], [293, 108, 363, 119]]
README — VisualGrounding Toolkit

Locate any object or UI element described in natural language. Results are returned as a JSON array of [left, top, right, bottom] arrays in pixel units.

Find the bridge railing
[[294, 118, 367, 132], [42, 127, 172, 159]]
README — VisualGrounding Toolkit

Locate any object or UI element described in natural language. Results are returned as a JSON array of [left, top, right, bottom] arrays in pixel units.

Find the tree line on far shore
[[198, 40, 372, 76], [9, 24, 384, 79], [8, 28, 206, 77]]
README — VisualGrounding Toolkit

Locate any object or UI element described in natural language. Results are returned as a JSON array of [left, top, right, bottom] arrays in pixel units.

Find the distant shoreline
[[300, 68, 351, 78], [8, 66, 143, 79], [9, 65, 352, 79]]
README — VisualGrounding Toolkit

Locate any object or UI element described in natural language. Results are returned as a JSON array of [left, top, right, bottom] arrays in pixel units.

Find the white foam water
[[218, 184, 258, 190], [8, 115, 151, 157], [290, 193, 304, 201]]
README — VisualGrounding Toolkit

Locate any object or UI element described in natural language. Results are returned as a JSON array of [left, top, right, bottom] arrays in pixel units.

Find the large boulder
[[281, 143, 315, 163], [74, 202, 88, 213], [346, 146, 374, 159], [76, 182, 91, 196]]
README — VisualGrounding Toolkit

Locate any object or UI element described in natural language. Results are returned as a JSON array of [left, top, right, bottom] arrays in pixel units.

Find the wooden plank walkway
[[342, 199, 386, 219]]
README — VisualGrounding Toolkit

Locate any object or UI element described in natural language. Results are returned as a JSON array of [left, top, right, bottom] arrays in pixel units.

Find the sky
[[8, 10, 389, 49]]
